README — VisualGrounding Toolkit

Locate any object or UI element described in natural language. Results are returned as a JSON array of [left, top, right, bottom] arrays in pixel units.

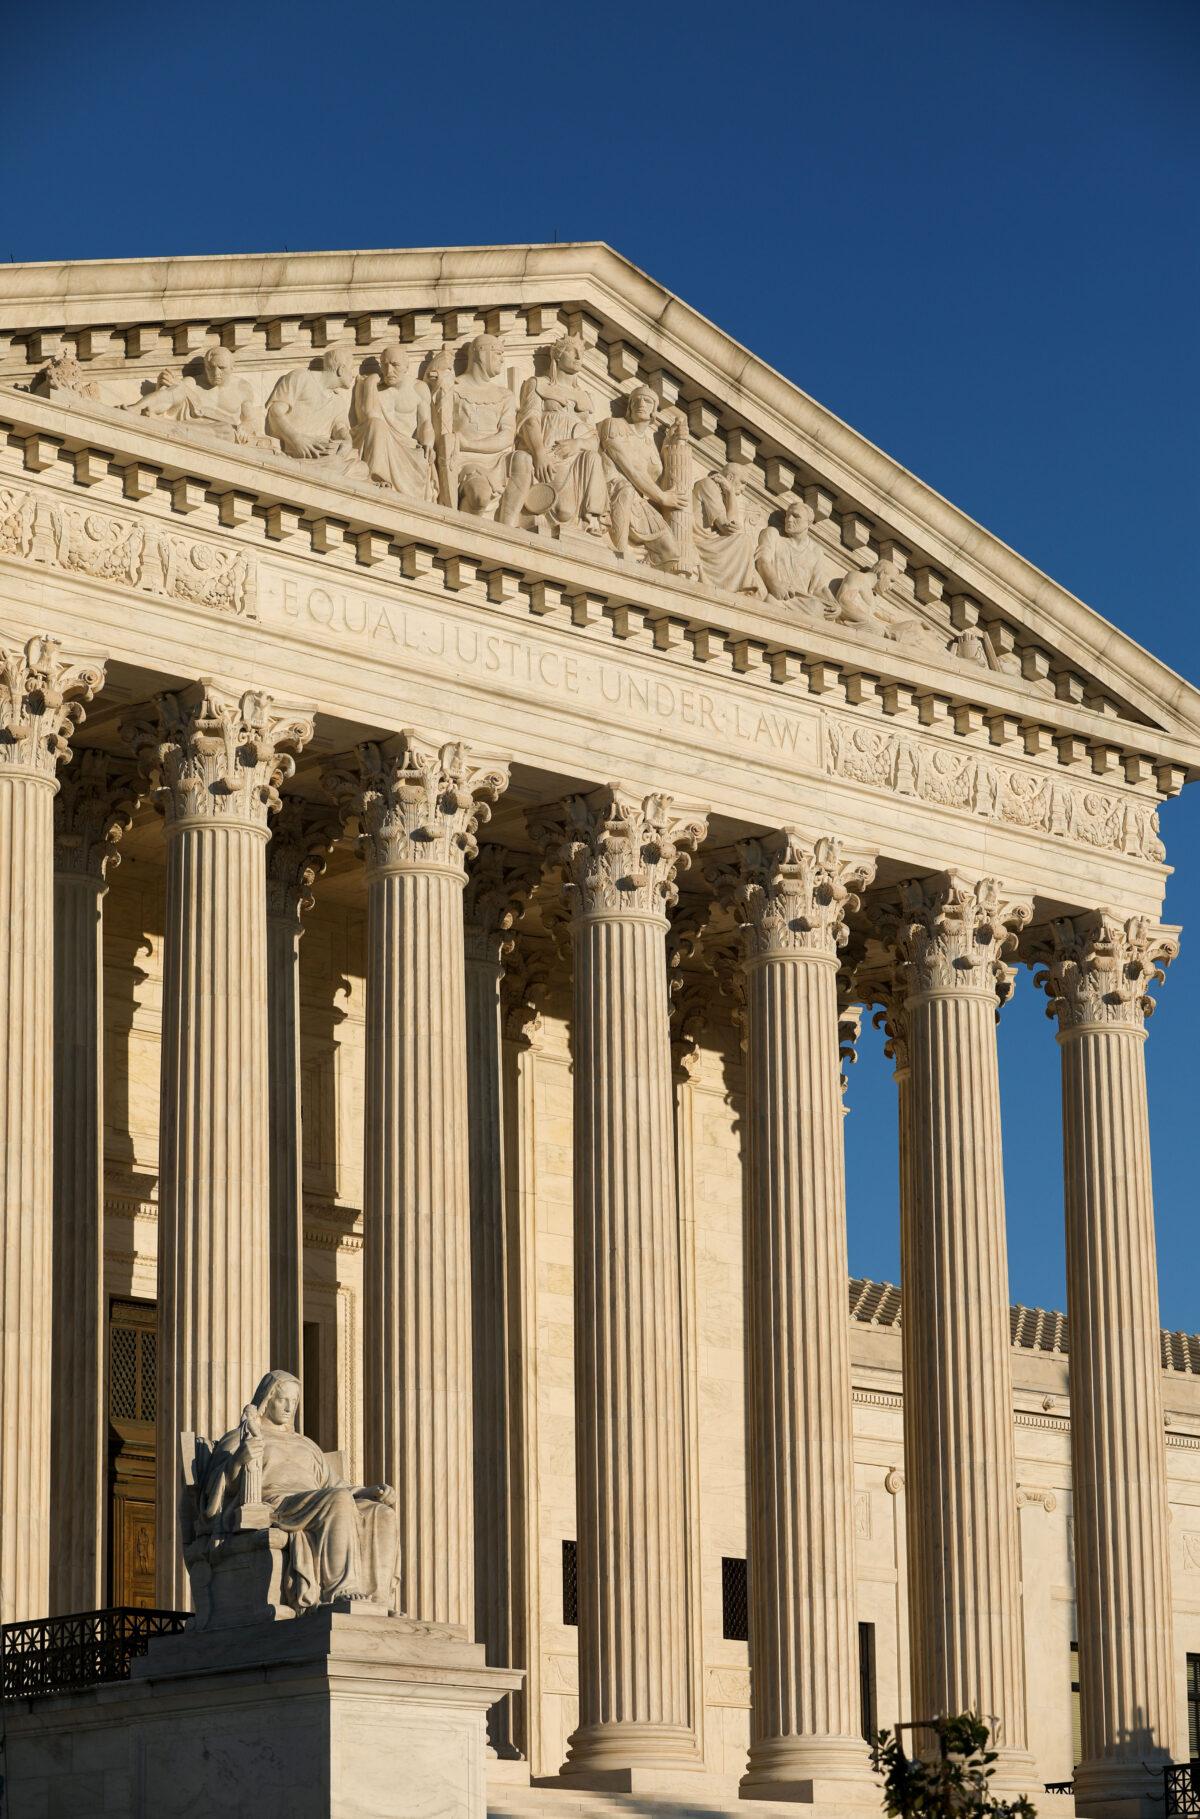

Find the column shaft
[[1035, 914, 1179, 1815], [266, 907, 304, 1379], [0, 635, 102, 1624]]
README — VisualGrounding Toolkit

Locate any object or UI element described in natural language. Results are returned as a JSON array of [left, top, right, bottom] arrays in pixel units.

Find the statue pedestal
[[2, 1607, 522, 1819]]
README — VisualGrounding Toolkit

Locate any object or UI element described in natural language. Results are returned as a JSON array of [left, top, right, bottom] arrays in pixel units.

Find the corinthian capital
[[464, 844, 542, 960], [1031, 911, 1180, 1033], [54, 750, 139, 880], [711, 831, 875, 961], [881, 873, 1032, 1003], [124, 681, 314, 831], [528, 787, 707, 919], [266, 797, 340, 924], [0, 634, 105, 781], [324, 731, 508, 876]]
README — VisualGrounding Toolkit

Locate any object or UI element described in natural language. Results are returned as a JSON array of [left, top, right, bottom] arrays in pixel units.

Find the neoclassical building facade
[[1, 243, 1198, 1817]]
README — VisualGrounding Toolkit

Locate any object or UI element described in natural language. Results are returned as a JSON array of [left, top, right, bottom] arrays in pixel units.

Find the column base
[[560, 1719, 705, 1790], [741, 1732, 879, 1806], [1074, 1755, 1176, 1819]]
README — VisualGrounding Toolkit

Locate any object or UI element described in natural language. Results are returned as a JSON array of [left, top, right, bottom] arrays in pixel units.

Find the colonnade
[[0, 636, 1181, 1813]]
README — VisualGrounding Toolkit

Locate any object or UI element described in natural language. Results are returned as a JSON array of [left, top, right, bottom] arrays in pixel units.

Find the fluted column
[[126, 683, 313, 1607], [1032, 914, 1180, 1817], [881, 875, 1033, 1783], [326, 733, 507, 1628], [0, 635, 103, 1624], [464, 845, 540, 1751], [714, 833, 877, 1798], [530, 788, 706, 1785], [51, 751, 136, 1615], [265, 799, 338, 1383]]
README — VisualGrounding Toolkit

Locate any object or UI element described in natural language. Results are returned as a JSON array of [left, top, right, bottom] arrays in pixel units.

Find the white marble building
[[0, 243, 1198, 1818]]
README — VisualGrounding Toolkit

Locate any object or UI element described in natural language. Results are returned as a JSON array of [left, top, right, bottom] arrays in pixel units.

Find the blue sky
[[4, 0, 1197, 1324]]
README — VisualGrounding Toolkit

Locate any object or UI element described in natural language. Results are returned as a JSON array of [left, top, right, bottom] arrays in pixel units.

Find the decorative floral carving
[[883, 1466, 905, 1495], [823, 713, 1165, 862], [32, 350, 101, 401], [881, 874, 1032, 1003], [0, 634, 105, 780], [1015, 1484, 1058, 1513], [266, 797, 340, 922], [49, 500, 146, 587], [54, 750, 139, 878], [528, 787, 706, 920], [149, 534, 253, 616], [125, 682, 313, 829], [0, 486, 36, 557], [463, 843, 542, 956], [324, 732, 507, 875], [500, 938, 555, 1046], [710, 831, 875, 960], [1031, 912, 1179, 1032]]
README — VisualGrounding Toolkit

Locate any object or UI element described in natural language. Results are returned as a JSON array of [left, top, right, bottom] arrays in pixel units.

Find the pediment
[[1, 241, 1197, 761]]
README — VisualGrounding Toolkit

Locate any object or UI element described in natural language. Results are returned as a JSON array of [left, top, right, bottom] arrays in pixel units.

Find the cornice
[[1, 240, 1196, 745]]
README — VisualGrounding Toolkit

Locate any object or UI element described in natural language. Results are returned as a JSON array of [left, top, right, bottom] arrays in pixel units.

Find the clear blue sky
[[4, 0, 1197, 1325]]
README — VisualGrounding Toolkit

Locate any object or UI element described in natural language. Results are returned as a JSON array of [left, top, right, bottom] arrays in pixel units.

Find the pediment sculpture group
[[34, 339, 948, 650]]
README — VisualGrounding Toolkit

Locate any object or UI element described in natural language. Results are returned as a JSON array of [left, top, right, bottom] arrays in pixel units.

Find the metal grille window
[[721, 1556, 748, 1642], [562, 1539, 578, 1626], [1189, 1653, 1200, 1760], [858, 1622, 877, 1741], [108, 1300, 156, 1423]]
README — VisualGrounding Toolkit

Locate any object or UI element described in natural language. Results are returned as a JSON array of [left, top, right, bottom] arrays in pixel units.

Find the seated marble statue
[[833, 556, 947, 653], [351, 342, 436, 500], [266, 346, 367, 478], [755, 499, 838, 611], [195, 1368, 399, 1616], [600, 384, 689, 570], [692, 461, 764, 596], [127, 345, 262, 444], [437, 333, 518, 515], [498, 333, 608, 533]]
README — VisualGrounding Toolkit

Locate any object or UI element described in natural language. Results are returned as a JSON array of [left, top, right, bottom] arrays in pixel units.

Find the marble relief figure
[[434, 333, 518, 516], [266, 345, 365, 477], [834, 555, 946, 651], [351, 342, 436, 500], [126, 345, 262, 444], [692, 460, 764, 596], [500, 332, 609, 534], [755, 499, 837, 610], [196, 1369, 400, 1616], [600, 383, 693, 573]]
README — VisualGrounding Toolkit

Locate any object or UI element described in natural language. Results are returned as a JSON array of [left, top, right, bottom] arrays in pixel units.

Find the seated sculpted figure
[[755, 499, 838, 611], [600, 383, 689, 571], [692, 461, 764, 596], [191, 1368, 399, 1619], [351, 342, 435, 500], [833, 556, 947, 652], [127, 345, 262, 444], [432, 333, 518, 516], [266, 346, 366, 478], [498, 333, 608, 534]]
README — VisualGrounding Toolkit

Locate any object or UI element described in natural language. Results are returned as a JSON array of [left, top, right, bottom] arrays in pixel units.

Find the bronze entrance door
[[107, 1298, 157, 1607]]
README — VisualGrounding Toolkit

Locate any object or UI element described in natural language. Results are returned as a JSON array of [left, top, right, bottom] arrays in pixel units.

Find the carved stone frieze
[[528, 787, 706, 920], [710, 831, 875, 961], [54, 749, 139, 878], [881, 873, 1032, 1003], [823, 712, 1165, 862], [1030, 912, 1179, 1032], [265, 797, 341, 922], [125, 682, 314, 830], [324, 732, 508, 876], [0, 634, 105, 780]]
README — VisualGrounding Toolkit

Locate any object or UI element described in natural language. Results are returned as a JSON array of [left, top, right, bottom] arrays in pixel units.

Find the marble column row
[[0, 637, 1180, 1818]]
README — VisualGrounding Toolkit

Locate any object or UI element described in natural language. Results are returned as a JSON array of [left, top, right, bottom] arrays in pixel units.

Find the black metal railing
[[1166, 1761, 1200, 1817], [1043, 1782, 1074, 1795], [1, 1608, 188, 1701]]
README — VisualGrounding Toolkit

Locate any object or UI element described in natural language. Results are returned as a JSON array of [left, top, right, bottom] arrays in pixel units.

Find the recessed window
[[562, 1539, 578, 1626], [1187, 1652, 1200, 1760], [722, 1556, 748, 1642], [859, 1622, 877, 1741]]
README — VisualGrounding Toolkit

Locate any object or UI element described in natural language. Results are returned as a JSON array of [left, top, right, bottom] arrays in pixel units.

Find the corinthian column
[[126, 683, 313, 1607], [530, 788, 706, 1786], [881, 875, 1033, 1784], [1032, 914, 1180, 1817], [713, 833, 876, 1799], [265, 798, 338, 1383], [326, 733, 507, 1628], [463, 843, 540, 1754], [0, 635, 103, 1624], [51, 751, 137, 1615]]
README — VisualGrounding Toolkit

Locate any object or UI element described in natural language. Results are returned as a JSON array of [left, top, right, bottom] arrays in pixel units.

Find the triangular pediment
[[1, 241, 1197, 760]]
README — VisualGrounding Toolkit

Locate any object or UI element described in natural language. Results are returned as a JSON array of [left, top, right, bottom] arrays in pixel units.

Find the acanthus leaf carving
[[1031, 912, 1179, 1032], [266, 797, 341, 923], [709, 831, 876, 961], [527, 786, 706, 920], [500, 937, 556, 1046], [0, 634, 105, 780], [463, 843, 543, 961], [125, 681, 314, 830], [324, 731, 508, 875], [54, 749, 139, 879], [881, 873, 1032, 1004]]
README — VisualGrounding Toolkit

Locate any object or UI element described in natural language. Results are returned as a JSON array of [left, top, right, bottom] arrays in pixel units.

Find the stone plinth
[[1, 1608, 521, 1819]]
